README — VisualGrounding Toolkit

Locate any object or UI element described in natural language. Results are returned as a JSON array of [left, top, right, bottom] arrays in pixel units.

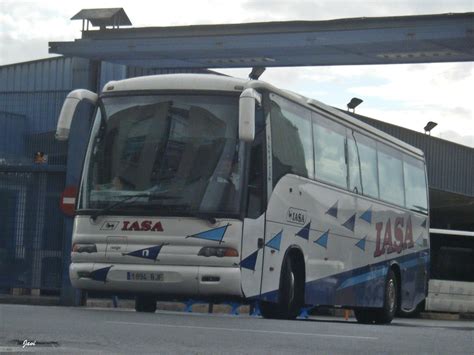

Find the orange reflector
[[72, 243, 97, 253], [224, 248, 239, 257]]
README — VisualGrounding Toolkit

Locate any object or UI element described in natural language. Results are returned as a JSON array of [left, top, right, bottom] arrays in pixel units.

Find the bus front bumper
[[70, 263, 243, 298]]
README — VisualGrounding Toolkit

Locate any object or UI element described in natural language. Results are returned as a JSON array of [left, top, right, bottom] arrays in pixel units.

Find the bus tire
[[281, 256, 302, 319], [135, 295, 157, 313], [260, 301, 282, 319], [354, 308, 377, 324], [374, 269, 398, 324], [397, 300, 425, 318], [261, 256, 301, 320]]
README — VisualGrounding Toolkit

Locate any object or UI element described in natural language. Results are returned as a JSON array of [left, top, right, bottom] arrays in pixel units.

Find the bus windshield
[[79, 93, 244, 216]]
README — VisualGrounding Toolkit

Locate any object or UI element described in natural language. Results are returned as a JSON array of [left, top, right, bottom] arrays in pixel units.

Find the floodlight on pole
[[249, 66, 266, 80], [347, 97, 363, 113], [424, 121, 438, 135]]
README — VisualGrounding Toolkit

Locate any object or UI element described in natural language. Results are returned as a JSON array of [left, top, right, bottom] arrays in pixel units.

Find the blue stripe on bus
[[259, 249, 429, 308], [399, 258, 419, 269], [337, 265, 388, 290]]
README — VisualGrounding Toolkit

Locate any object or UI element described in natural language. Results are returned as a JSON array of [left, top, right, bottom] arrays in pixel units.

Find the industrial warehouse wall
[[0, 57, 209, 296], [0, 57, 93, 293]]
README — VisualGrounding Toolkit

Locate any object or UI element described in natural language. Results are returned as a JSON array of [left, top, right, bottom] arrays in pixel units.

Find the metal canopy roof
[[49, 12, 474, 69], [71, 8, 132, 28]]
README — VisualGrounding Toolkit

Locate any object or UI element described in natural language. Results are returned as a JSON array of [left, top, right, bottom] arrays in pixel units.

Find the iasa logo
[[287, 207, 306, 225], [374, 216, 414, 257], [122, 220, 163, 232]]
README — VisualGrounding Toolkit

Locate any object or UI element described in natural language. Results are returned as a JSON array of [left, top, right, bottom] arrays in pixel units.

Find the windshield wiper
[[148, 194, 180, 201], [90, 192, 182, 220], [90, 193, 150, 221], [187, 211, 218, 225], [135, 202, 217, 224]]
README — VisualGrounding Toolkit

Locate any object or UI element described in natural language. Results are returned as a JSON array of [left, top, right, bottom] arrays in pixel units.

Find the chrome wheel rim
[[387, 279, 396, 313], [289, 271, 295, 304]]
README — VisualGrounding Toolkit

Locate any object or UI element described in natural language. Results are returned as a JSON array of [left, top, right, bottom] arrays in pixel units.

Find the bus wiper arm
[[148, 194, 180, 201], [143, 204, 217, 224], [189, 211, 217, 225], [90, 193, 150, 221]]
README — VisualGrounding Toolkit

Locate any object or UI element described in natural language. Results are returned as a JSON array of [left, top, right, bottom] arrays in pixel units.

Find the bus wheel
[[260, 301, 282, 319], [374, 269, 398, 324], [261, 257, 301, 320], [354, 309, 377, 324], [397, 300, 425, 318], [135, 295, 157, 313], [280, 257, 301, 319]]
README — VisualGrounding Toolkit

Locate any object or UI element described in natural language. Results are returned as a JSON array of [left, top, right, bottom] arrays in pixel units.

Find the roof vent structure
[[71, 8, 132, 31]]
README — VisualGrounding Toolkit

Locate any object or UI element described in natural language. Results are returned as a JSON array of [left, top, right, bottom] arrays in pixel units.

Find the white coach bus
[[56, 74, 430, 324]]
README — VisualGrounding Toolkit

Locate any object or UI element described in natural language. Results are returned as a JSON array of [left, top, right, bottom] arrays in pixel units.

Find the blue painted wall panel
[[99, 61, 127, 90], [0, 112, 27, 163], [0, 56, 208, 297], [0, 57, 79, 139]]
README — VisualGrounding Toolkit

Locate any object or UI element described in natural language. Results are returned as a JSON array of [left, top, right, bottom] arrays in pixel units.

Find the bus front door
[[240, 215, 265, 300]]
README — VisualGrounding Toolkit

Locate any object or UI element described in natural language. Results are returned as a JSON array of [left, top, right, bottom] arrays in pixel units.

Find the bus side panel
[[260, 174, 429, 309], [260, 175, 357, 304], [260, 175, 323, 303]]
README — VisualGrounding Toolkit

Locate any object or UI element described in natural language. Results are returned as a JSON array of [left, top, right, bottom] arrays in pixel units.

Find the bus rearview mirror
[[239, 88, 261, 142], [56, 89, 98, 141]]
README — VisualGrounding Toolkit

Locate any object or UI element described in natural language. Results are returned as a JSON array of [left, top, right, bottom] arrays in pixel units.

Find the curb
[[1, 296, 472, 321], [460, 313, 474, 320], [420, 312, 460, 320], [86, 298, 251, 314], [0, 295, 59, 306]]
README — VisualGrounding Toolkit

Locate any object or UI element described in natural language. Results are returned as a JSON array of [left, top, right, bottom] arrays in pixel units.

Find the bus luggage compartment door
[[105, 236, 128, 261]]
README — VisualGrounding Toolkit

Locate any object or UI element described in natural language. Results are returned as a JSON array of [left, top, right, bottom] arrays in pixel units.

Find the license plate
[[127, 272, 163, 281]]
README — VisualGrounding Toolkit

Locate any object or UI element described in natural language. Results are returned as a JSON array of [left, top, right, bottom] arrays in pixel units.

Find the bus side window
[[270, 94, 313, 185], [347, 131, 363, 194], [403, 155, 428, 213], [313, 113, 347, 189], [377, 142, 404, 207], [354, 132, 379, 199]]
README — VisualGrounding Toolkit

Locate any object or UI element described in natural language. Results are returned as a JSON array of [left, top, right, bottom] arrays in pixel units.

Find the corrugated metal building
[[0, 57, 84, 294], [0, 56, 210, 297]]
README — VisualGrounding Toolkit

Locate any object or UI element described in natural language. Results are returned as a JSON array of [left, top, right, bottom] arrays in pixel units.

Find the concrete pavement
[[1, 304, 473, 354]]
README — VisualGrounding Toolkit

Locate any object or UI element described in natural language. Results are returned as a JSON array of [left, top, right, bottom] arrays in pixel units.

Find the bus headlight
[[198, 247, 239, 257]]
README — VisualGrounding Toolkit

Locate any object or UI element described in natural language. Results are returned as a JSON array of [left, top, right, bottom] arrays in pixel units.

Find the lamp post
[[347, 98, 363, 113], [424, 121, 438, 135], [249, 67, 266, 80]]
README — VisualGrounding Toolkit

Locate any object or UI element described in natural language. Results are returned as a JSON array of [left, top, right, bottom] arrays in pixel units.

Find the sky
[[1, 0, 473, 147]]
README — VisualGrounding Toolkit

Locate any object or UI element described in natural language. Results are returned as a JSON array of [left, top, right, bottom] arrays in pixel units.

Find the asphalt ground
[[0, 304, 473, 354]]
